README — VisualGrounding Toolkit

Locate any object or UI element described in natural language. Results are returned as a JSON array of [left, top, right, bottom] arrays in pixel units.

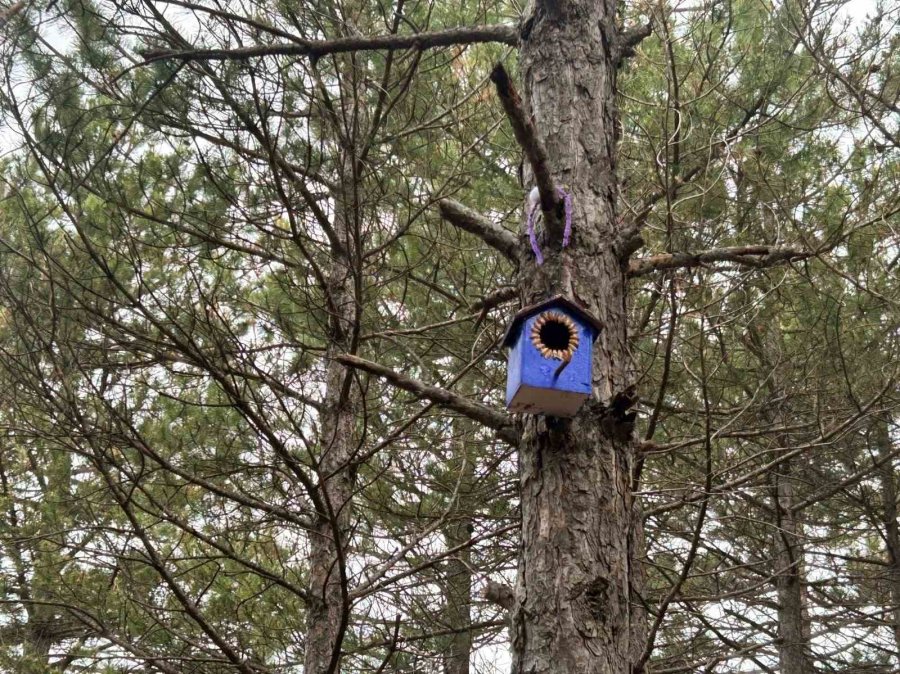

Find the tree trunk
[[442, 514, 473, 674], [442, 418, 475, 674], [771, 459, 812, 674], [512, 2, 645, 672], [23, 615, 53, 674], [303, 175, 358, 674], [874, 417, 900, 665], [744, 323, 813, 674]]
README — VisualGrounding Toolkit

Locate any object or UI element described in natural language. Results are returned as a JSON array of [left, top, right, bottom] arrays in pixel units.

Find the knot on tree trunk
[[588, 386, 639, 442], [571, 574, 616, 638]]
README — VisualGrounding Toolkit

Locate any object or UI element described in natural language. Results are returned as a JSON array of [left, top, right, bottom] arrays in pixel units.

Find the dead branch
[[621, 166, 704, 260], [616, 21, 653, 65], [628, 245, 813, 276], [354, 524, 519, 599], [471, 286, 518, 312], [140, 23, 518, 63], [644, 380, 894, 518], [335, 354, 519, 446], [438, 199, 521, 264], [483, 579, 515, 611], [614, 224, 645, 261], [619, 85, 783, 260], [488, 63, 560, 238]]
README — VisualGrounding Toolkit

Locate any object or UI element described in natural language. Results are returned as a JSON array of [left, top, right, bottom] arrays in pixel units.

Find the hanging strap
[[526, 187, 573, 265]]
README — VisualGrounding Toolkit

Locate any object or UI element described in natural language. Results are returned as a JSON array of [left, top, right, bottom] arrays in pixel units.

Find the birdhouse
[[502, 295, 602, 417]]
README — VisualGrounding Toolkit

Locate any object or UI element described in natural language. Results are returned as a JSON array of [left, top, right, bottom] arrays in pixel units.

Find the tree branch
[[0, 0, 25, 27], [645, 379, 894, 518], [334, 354, 519, 446], [140, 23, 518, 62], [615, 21, 653, 65], [438, 199, 520, 263], [620, 166, 703, 261], [471, 286, 518, 312], [613, 223, 645, 261], [483, 579, 515, 611], [489, 63, 561, 238], [628, 245, 813, 276]]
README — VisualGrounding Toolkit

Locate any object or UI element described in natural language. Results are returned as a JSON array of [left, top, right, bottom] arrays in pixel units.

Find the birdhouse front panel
[[505, 306, 596, 417]]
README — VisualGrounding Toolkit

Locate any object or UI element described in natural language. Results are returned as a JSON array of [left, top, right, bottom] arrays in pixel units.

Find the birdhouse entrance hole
[[530, 311, 579, 361]]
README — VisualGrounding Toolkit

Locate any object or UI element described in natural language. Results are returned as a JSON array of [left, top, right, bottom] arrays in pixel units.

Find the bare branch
[[626, 166, 704, 241], [140, 23, 518, 63], [489, 63, 561, 238], [628, 245, 813, 277], [334, 354, 519, 446], [614, 224, 645, 261], [471, 286, 518, 312], [615, 21, 653, 65], [645, 380, 895, 518], [438, 199, 520, 263]]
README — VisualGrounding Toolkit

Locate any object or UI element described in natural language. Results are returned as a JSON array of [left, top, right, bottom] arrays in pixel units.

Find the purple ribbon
[[526, 198, 543, 265], [560, 187, 573, 247], [526, 187, 573, 265]]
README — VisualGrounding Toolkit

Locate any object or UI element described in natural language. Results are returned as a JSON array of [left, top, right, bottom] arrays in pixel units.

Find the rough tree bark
[[511, 2, 646, 672], [303, 171, 359, 674]]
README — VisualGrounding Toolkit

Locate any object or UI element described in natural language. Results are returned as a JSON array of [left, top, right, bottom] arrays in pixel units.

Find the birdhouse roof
[[502, 295, 603, 347]]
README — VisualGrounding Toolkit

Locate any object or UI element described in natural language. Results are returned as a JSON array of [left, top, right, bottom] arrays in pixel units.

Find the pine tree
[[0, 0, 897, 672]]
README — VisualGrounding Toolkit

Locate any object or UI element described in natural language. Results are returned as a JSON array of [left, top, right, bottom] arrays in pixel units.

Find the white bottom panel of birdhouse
[[507, 385, 588, 417]]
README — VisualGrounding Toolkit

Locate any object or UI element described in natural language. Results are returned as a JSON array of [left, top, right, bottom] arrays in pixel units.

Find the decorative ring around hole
[[530, 311, 579, 361]]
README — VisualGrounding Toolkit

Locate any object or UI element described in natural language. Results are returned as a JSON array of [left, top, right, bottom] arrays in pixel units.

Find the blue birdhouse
[[502, 295, 602, 417]]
